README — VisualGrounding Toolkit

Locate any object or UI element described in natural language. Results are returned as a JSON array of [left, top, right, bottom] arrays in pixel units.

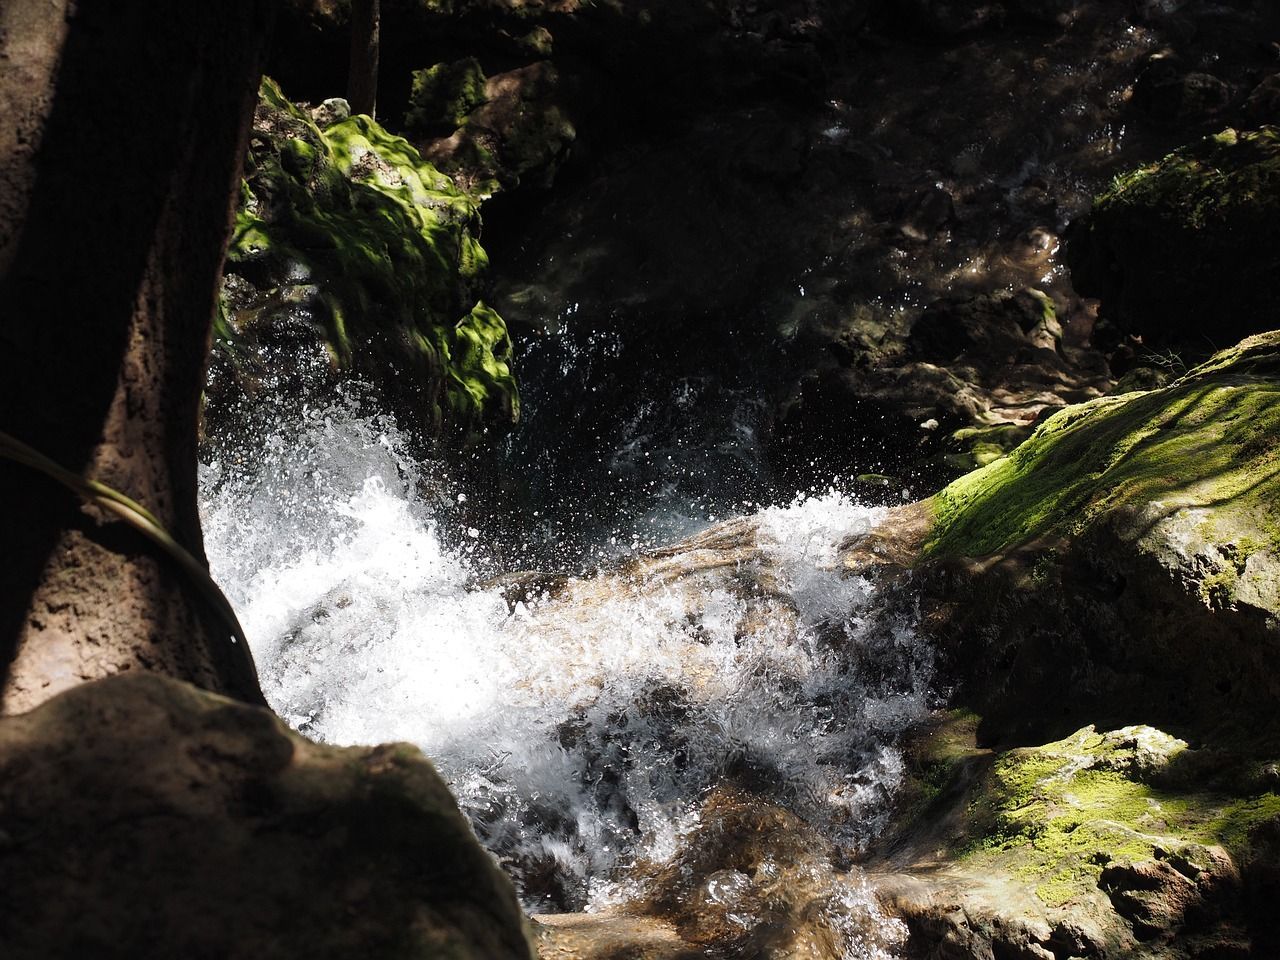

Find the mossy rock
[[1066, 126, 1280, 354], [877, 717, 1280, 958], [926, 331, 1280, 593], [964, 727, 1245, 903], [215, 77, 518, 442], [913, 332, 1280, 750], [405, 57, 489, 133]]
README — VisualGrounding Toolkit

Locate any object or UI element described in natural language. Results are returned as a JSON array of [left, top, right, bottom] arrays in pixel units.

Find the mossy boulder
[[910, 332, 1280, 745], [926, 331, 1280, 566], [875, 718, 1280, 958], [1066, 127, 1280, 355], [214, 77, 518, 442]]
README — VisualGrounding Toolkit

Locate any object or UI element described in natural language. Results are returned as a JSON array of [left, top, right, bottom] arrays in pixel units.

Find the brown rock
[[0, 673, 534, 960]]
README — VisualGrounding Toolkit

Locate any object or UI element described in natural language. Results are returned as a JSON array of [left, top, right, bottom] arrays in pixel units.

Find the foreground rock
[[0, 673, 533, 960]]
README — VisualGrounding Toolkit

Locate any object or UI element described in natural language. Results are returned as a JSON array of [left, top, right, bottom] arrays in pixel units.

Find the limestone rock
[[0, 673, 533, 960]]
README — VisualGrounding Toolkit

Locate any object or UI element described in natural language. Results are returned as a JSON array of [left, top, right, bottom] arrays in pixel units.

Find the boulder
[[1065, 127, 1280, 355], [0, 672, 534, 960], [915, 332, 1280, 742]]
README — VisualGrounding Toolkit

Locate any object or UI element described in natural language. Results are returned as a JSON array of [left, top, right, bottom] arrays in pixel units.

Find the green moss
[[219, 78, 518, 439], [925, 332, 1280, 558], [404, 58, 488, 134], [1208, 793, 1280, 851], [1068, 126, 1280, 348], [956, 724, 1280, 908], [1100, 127, 1280, 232]]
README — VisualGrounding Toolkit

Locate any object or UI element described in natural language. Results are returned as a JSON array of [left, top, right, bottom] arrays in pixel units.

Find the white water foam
[[201, 394, 929, 952]]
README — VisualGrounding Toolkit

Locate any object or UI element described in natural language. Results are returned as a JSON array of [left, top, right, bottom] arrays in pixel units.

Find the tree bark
[[347, 0, 380, 117], [0, 0, 276, 714]]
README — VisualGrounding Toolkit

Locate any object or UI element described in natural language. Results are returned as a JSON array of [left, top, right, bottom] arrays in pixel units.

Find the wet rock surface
[[0, 673, 533, 960]]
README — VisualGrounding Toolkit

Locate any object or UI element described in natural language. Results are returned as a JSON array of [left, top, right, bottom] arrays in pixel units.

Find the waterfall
[[200, 383, 930, 955]]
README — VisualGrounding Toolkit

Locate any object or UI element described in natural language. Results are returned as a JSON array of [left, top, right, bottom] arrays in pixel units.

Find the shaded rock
[[883, 0, 1007, 38], [774, 289, 1110, 485], [907, 288, 1057, 364], [414, 60, 578, 195], [1065, 126, 1280, 355], [0, 673, 533, 960], [1134, 56, 1233, 124], [1244, 73, 1280, 123]]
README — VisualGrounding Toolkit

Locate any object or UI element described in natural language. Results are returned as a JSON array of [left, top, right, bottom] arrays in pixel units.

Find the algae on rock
[[215, 77, 518, 441], [877, 718, 1280, 960]]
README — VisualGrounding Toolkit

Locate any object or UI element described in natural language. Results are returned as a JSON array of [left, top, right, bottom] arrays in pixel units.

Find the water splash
[[201, 391, 930, 951]]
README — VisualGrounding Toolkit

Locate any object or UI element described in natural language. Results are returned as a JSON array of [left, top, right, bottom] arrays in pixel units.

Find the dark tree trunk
[[347, 0, 380, 117], [0, 0, 275, 714]]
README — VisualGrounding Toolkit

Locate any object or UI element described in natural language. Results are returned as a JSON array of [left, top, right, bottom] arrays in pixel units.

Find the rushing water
[[201, 384, 930, 954]]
